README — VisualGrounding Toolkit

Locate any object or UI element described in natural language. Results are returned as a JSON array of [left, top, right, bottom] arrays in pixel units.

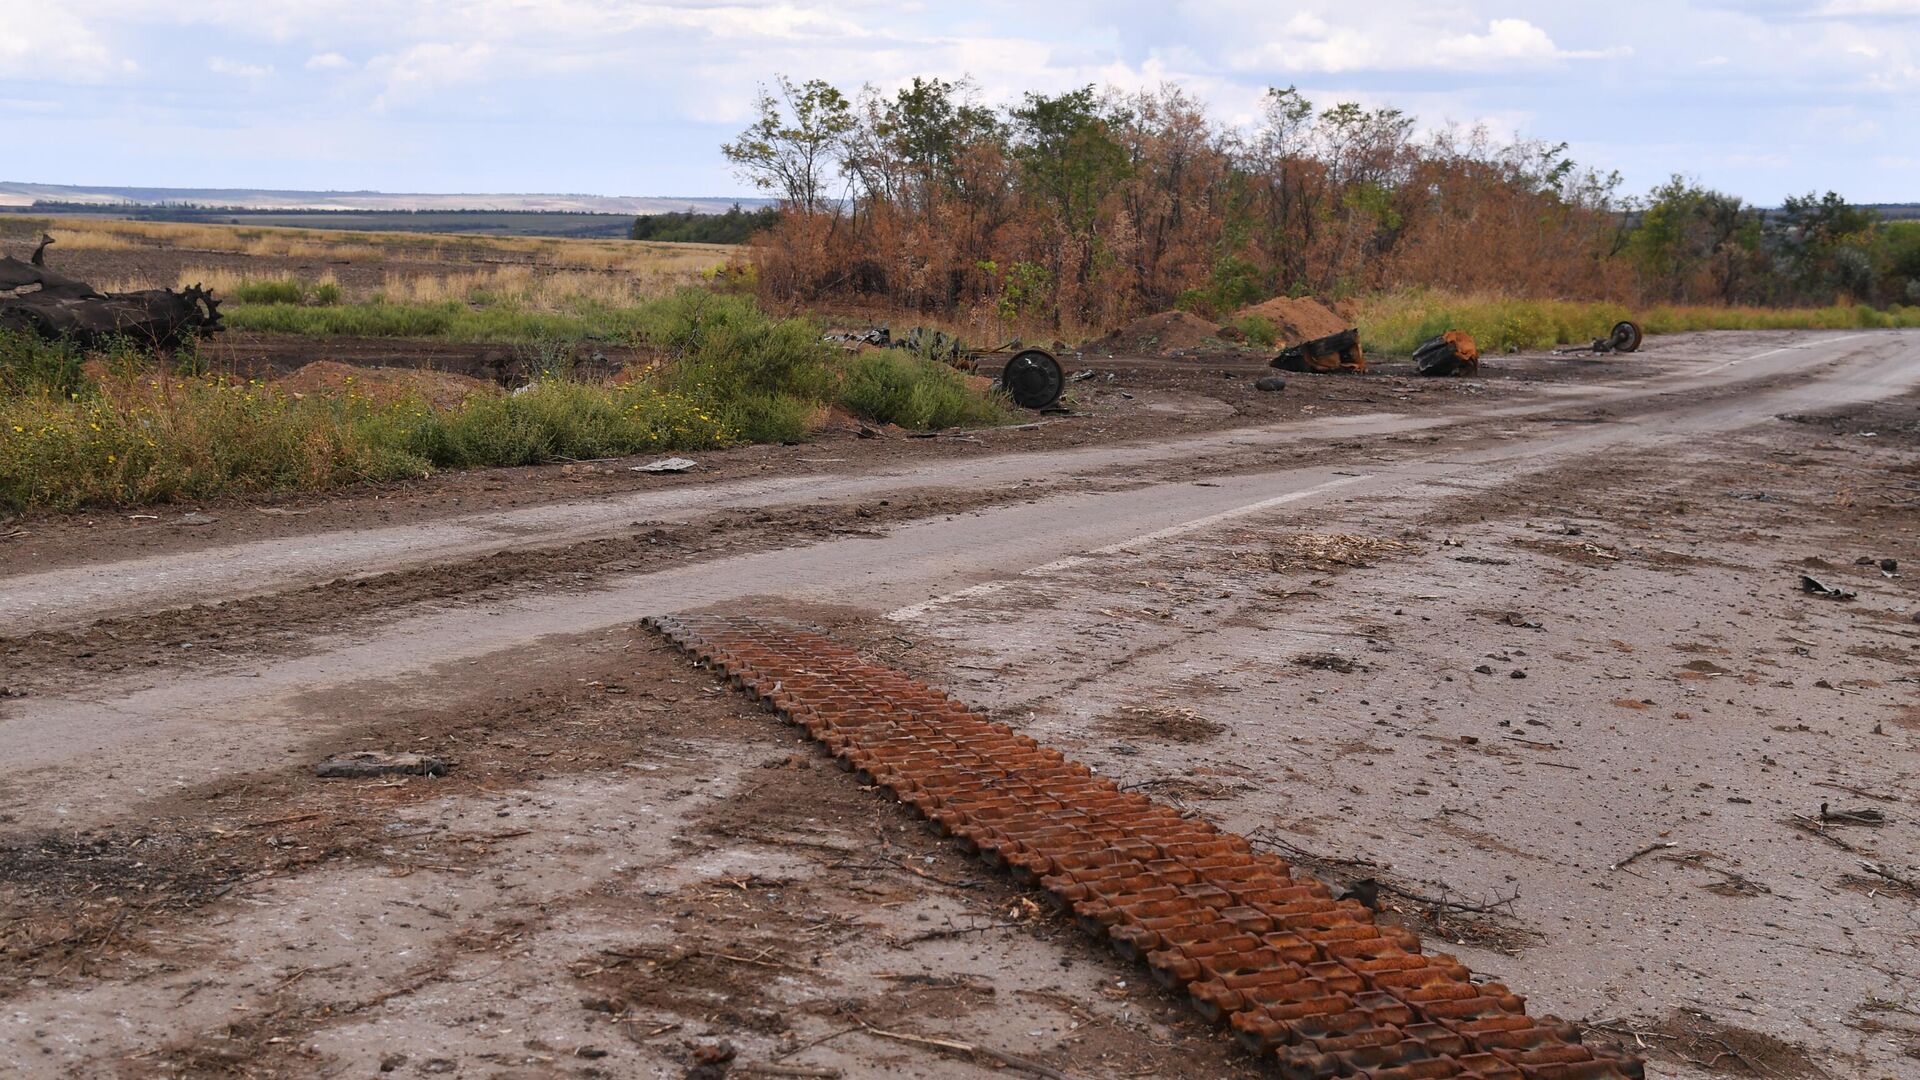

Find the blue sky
[[5, 1, 1918, 203]]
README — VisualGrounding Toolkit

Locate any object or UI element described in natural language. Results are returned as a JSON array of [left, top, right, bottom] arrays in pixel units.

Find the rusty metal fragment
[[1273, 328, 1366, 374], [1415, 331, 1481, 377], [646, 613, 1644, 1080]]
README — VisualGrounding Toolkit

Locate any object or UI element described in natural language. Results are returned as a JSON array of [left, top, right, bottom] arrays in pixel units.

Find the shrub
[[0, 332, 87, 397], [1235, 314, 1278, 348], [230, 278, 309, 305], [0, 376, 432, 510], [839, 351, 1012, 429], [410, 381, 735, 468]]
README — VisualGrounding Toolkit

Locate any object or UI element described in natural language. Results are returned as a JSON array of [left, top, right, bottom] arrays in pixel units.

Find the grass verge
[[1, 292, 1013, 512], [1359, 290, 1920, 354]]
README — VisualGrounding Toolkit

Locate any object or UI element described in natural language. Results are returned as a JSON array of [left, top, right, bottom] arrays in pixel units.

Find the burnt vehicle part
[[1272, 327, 1365, 374], [1414, 330, 1482, 377], [1, 248, 223, 349], [1554, 321, 1642, 356]]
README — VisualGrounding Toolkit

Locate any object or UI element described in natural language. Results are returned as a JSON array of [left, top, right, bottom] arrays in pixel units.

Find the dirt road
[[3, 330, 1918, 1079]]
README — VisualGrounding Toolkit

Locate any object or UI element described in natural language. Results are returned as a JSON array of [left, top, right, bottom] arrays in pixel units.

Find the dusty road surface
[[3, 330, 1919, 1079]]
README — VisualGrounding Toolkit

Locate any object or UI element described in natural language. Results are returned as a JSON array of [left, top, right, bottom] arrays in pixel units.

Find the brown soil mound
[[275, 361, 499, 411], [1234, 296, 1351, 346], [1088, 310, 1225, 357]]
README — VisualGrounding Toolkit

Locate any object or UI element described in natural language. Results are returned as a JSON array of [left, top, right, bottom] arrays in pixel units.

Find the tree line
[[722, 76, 1920, 330], [630, 204, 779, 244]]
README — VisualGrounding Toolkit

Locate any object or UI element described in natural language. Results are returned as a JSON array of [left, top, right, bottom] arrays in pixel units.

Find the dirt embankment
[[274, 360, 500, 409], [1082, 297, 1355, 360], [1085, 310, 1230, 357], [1233, 296, 1351, 344]]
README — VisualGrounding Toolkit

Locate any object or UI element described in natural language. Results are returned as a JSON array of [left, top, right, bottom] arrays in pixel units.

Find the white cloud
[[367, 42, 497, 107], [1219, 11, 1627, 74], [1435, 18, 1631, 64], [208, 58, 274, 78], [1817, 0, 1920, 15], [11, 1, 1920, 202], [0, 6, 135, 81]]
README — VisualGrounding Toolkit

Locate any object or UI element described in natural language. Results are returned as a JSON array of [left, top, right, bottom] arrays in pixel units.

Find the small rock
[[1474, 664, 1494, 675], [631, 457, 697, 474], [1510, 670, 1527, 679], [575, 1045, 610, 1059], [1254, 375, 1287, 392]]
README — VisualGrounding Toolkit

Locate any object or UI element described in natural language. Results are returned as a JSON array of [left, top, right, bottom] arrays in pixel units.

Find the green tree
[[1009, 87, 1131, 241], [1626, 176, 1758, 302], [1881, 221, 1920, 304], [1773, 191, 1878, 301], [722, 77, 855, 214], [1008, 86, 1132, 309]]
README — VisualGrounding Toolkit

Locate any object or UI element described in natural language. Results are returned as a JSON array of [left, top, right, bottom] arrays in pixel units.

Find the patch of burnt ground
[[1585, 1009, 1827, 1079], [1780, 393, 1920, 450], [1097, 703, 1228, 743]]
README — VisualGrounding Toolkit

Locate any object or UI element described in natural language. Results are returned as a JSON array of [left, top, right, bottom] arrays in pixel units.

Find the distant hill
[[1864, 204, 1920, 221], [0, 182, 771, 215]]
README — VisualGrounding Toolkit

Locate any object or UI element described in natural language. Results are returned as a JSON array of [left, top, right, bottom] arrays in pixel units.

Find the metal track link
[[645, 614, 1643, 1080]]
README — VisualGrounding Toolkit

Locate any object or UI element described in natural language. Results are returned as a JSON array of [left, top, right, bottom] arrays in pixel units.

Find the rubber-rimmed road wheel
[[1610, 320, 1643, 353], [1000, 348, 1064, 410]]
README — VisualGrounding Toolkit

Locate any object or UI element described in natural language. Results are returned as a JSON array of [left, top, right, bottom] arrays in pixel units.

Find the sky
[[4, 1, 1919, 204]]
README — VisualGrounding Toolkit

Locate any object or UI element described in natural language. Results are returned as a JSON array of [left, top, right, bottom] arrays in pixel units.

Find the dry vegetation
[[729, 77, 1920, 343], [18, 215, 735, 276]]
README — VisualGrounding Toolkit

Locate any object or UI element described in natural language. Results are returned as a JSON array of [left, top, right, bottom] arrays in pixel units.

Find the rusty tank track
[[645, 614, 1642, 1080]]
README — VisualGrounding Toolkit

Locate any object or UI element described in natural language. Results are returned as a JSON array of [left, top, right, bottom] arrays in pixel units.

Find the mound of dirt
[[275, 361, 499, 410], [1234, 296, 1351, 346], [1088, 310, 1225, 357]]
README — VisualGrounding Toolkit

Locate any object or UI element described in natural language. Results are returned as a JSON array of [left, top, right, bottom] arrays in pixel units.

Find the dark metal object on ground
[[1800, 575, 1857, 600], [647, 613, 1644, 1080], [999, 348, 1064, 410], [0, 248, 224, 349], [1272, 328, 1365, 373], [823, 325, 1062, 410], [821, 324, 964, 363], [1414, 331, 1481, 377], [1554, 321, 1642, 357]]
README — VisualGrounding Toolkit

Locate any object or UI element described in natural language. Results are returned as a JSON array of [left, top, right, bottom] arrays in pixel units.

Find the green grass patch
[[1, 290, 1011, 511], [839, 350, 1013, 430], [1359, 290, 1920, 354], [1233, 314, 1279, 348], [228, 278, 310, 305], [0, 373, 744, 511]]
